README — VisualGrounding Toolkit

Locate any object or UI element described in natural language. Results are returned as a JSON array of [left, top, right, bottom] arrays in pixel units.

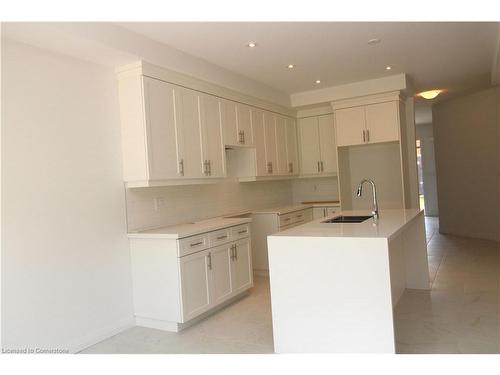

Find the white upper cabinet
[[285, 118, 299, 175], [298, 114, 337, 176], [318, 114, 337, 174], [236, 104, 254, 146], [335, 106, 366, 147], [263, 112, 278, 175], [364, 101, 400, 144], [199, 94, 225, 178], [142, 77, 182, 180], [335, 101, 400, 147], [175, 87, 205, 179], [251, 109, 268, 176], [221, 99, 238, 146], [298, 117, 321, 175], [275, 116, 288, 175]]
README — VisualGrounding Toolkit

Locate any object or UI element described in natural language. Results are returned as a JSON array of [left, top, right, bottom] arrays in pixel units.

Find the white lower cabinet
[[312, 206, 340, 220], [130, 223, 253, 332]]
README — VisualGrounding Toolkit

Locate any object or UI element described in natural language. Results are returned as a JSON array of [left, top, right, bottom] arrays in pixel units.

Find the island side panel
[[402, 213, 430, 289], [267, 236, 395, 353]]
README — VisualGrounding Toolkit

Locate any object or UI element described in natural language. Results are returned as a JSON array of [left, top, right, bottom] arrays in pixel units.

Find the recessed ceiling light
[[368, 38, 381, 44], [418, 90, 442, 100], [315, 80, 321, 84], [287, 64, 295, 69], [386, 66, 392, 70], [247, 42, 257, 48]]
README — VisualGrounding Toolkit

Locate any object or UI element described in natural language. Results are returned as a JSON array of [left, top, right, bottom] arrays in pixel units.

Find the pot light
[[287, 64, 295, 69], [418, 90, 442, 100], [368, 38, 381, 44], [247, 42, 257, 48], [315, 80, 321, 84], [385, 66, 392, 70]]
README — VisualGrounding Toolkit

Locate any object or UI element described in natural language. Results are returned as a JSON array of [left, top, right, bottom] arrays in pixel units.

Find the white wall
[[291, 177, 339, 204], [1, 40, 134, 352], [126, 179, 294, 232], [433, 87, 500, 241], [416, 123, 439, 217]]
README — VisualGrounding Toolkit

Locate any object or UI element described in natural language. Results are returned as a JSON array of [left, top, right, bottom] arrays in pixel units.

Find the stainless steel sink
[[322, 215, 373, 223]]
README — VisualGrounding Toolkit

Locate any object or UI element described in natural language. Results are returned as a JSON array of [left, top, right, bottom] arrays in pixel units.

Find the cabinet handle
[[238, 229, 247, 234], [230, 244, 235, 260], [234, 244, 238, 260], [242, 130, 245, 144], [216, 235, 227, 240], [190, 241, 204, 247], [366, 129, 370, 142], [320, 161, 324, 172], [207, 252, 212, 270], [267, 161, 273, 174], [283, 217, 291, 222], [362, 130, 366, 143], [179, 159, 184, 176], [317, 161, 320, 172], [296, 214, 303, 218], [323, 208, 327, 217], [238, 130, 244, 144], [208, 160, 212, 176], [203, 160, 208, 176]]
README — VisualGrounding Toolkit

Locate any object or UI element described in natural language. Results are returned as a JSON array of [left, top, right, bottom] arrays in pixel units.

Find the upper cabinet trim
[[116, 61, 296, 118]]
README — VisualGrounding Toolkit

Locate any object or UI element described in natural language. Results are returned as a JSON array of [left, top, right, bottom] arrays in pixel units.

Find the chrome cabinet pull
[[207, 252, 212, 270], [317, 161, 320, 172], [216, 235, 227, 240], [190, 241, 203, 247], [238, 229, 247, 234], [208, 160, 212, 176], [267, 161, 273, 174], [179, 159, 184, 176], [323, 208, 327, 217], [230, 244, 235, 260], [363, 130, 366, 142], [234, 244, 238, 260], [366, 129, 370, 142], [320, 161, 324, 172]]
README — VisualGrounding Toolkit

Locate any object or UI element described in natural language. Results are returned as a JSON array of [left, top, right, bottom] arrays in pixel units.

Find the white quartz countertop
[[127, 217, 252, 239], [252, 204, 313, 215], [272, 209, 423, 240]]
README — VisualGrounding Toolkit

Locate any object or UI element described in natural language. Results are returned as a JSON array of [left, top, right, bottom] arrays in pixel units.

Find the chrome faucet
[[356, 179, 379, 220]]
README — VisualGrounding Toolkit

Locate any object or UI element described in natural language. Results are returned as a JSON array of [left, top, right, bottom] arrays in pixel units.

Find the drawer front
[[208, 228, 232, 247], [231, 224, 250, 240], [179, 234, 209, 257], [279, 213, 294, 228], [326, 207, 339, 216]]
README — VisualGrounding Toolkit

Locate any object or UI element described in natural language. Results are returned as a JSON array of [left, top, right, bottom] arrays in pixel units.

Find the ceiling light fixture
[[315, 80, 321, 84], [385, 66, 392, 70], [368, 38, 381, 45], [247, 42, 257, 48], [287, 64, 295, 69], [418, 90, 442, 100]]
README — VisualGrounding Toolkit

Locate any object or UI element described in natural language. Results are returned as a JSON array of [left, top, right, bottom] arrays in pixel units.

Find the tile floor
[[81, 217, 500, 354]]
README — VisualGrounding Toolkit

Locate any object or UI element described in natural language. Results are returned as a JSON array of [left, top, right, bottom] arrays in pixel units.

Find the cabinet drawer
[[208, 228, 232, 247], [179, 234, 209, 257], [231, 224, 250, 240], [326, 207, 339, 216], [293, 209, 312, 223], [279, 213, 294, 228]]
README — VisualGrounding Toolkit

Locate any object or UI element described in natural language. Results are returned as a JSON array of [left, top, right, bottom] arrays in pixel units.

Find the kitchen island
[[267, 209, 429, 353]]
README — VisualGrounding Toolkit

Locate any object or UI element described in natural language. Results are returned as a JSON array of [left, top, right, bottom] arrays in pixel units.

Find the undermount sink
[[322, 215, 373, 223]]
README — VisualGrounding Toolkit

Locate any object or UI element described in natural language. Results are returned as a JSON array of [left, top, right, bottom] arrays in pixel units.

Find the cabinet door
[[365, 101, 400, 144], [221, 99, 238, 146], [143, 77, 182, 180], [209, 245, 234, 305], [231, 239, 253, 294], [236, 104, 253, 146], [285, 118, 299, 175], [312, 207, 327, 220], [335, 106, 366, 147], [200, 94, 225, 178], [251, 109, 268, 176], [179, 250, 211, 322], [318, 114, 337, 174], [175, 88, 204, 178], [263, 112, 278, 174], [298, 117, 321, 175], [275, 116, 288, 175], [326, 207, 339, 216]]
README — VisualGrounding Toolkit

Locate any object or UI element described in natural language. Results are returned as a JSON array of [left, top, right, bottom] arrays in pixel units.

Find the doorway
[[415, 124, 439, 216]]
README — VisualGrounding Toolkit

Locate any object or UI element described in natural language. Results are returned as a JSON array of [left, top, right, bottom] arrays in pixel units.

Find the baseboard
[[71, 316, 135, 353], [439, 228, 500, 242]]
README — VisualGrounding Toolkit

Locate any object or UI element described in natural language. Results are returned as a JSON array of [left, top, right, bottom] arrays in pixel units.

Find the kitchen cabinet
[[263, 112, 278, 175], [275, 116, 289, 175], [179, 249, 212, 321], [285, 118, 299, 175], [222, 101, 254, 147], [298, 114, 337, 177], [251, 109, 268, 176], [312, 206, 340, 220], [129, 221, 253, 332], [231, 238, 253, 294], [335, 101, 400, 147], [199, 94, 226, 178]]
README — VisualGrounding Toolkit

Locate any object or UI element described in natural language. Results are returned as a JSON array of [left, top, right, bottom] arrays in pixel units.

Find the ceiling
[[118, 22, 499, 97]]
